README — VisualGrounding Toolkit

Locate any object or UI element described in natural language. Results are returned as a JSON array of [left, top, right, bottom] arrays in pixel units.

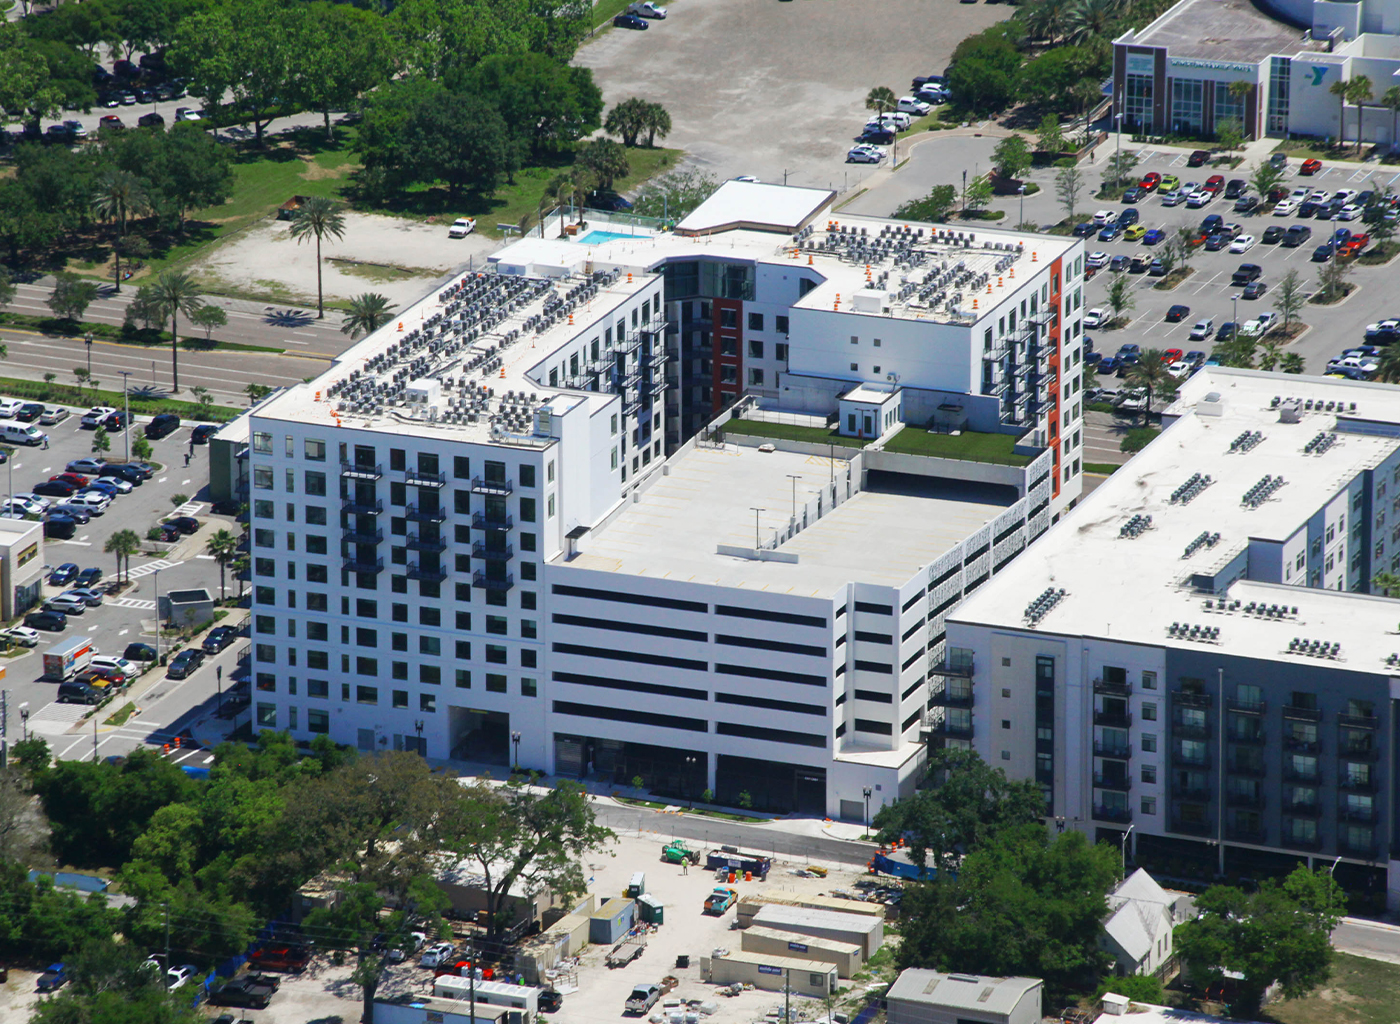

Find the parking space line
[[1349, 168, 1371, 182]]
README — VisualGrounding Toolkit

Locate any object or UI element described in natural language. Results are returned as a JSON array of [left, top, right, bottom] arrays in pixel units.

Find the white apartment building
[[245, 183, 1085, 819]]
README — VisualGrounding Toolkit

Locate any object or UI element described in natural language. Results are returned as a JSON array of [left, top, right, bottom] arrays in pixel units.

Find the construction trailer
[[701, 951, 837, 997], [885, 969, 1043, 1024], [374, 995, 508, 1024], [740, 925, 864, 978], [588, 897, 636, 944], [749, 904, 883, 959], [737, 890, 886, 928]]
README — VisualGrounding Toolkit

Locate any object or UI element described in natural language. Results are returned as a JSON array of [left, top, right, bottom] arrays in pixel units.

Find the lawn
[[1267, 953, 1400, 1024], [720, 417, 869, 448], [0, 376, 239, 422], [882, 427, 1033, 466]]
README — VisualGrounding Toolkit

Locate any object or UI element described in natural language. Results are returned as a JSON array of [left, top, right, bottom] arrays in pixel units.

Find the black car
[[1243, 280, 1268, 299], [1312, 243, 1335, 262], [1122, 186, 1144, 204], [612, 12, 648, 28], [1072, 221, 1098, 237], [166, 516, 200, 535], [77, 567, 103, 587], [1234, 196, 1259, 213], [203, 625, 238, 654], [102, 411, 131, 431], [144, 413, 181, 439], [124, 642, 158, 663], [15, 403, 43, 423], [1262, 225, 1285, 244], [44, 518, 76, 539], [50, 563, 79, 586], [539, 990, 563, 1013], [57, 681, 104, 705], [192, 424, 219, 444], [25, 610, 67, 631], [208, 978, 274, 1010], [211, 499, 243, 516], [33, 480, 77, 498], [586, 190, 633, 212], [860, 128, 895, 145], [1118, 208, 1140, 227], [1166, 304, 1190, 322], [1224, 179, 1247, 199], [1282, 224, 1312, 247], [1231, 263, 1262, 285], [137, 111, 165, 129], [167, 648, 205, 679], [99, 464, 144, 484], [1188, 149, 1209, 167]]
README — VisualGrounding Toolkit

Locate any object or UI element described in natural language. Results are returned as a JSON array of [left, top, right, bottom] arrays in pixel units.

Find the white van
[[0, 423, 45, 446]]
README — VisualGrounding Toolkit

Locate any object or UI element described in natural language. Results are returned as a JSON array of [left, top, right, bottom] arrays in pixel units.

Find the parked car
[[846, 145, 882, 164], [203, 625, 238, 653], [1262, 225, 1285, 244], [77, 567, 103, 587], [80, 406, 117, 428], [174, 107, 202, 122], [66, 458, 107, 475], [1188, 318, 1216, 341], [1188, 150, 1210, 166], [1234, 192, 1261, 212], [0, 626, 40, 647], [137, 111, 165, 129], [1300, 158, 1323, 175], [447, 218, 476, 238], [1083, 307, 1108, 328], [102, 411, 131, 431], [1243, 280, 1268, 299], [167, 648, 205, 679], [44, 518, 75, 539], [144, 413, 181, 439], [1143, 228, 1166, 246], [36, 965, 68, 992], [25, 610, 67, 631], [612, 12, 648, 28], [45, 595, 87, 615], [420, 942, 457, 969], [1139, 172, 1162, 192], [90, 655, 139, 679], [208, 978, 274, 1010], [51, 503, 92, 523], [33, 480, 77, 498], [15, 403, 44, 422], [1166, 305, 1190, 322], [191, 424, 220, 444], [64, 587, 104, 607], [124, 642, 158, 663], [1072, 221, 1098, 237]]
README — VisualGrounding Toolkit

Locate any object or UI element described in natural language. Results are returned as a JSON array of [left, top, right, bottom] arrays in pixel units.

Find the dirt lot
[[575, 0, 1007, 190], [191, 211, 500, 310]]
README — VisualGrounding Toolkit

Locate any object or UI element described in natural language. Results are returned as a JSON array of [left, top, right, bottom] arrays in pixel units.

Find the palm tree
[[205, 528, 239, 601], [1064, 0, 1117, 45], [1227, 80, 1253, 140], [1025, 0, 1072, 43], [865, 86, 898, 124], [104, 528, 141, 584], [641, 102, 672, 148], [1348, 75, 1374, 155], [288, 196, 347, 319], [91, 169, 148, 293], [1330, 78, 1350, 147], [544, 170, 593, 236], [1373, 344, 1400, 384], [149, 271, 203, 393], [1071, 78, 1103, 144], [1124, 349, 1179, 426], [1372, 571, 1400, 596], [341, 292, 397, 339], [1279, 352, 1306, 374]]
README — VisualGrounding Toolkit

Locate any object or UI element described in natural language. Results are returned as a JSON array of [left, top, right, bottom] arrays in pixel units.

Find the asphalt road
[[1333, 917, 1400, 964]]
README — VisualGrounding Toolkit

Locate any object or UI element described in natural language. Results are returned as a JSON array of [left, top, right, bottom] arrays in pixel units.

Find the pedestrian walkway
[[110, 597, 156, 610], [126, 558, 183, 580], [171, 499, 206, 517]]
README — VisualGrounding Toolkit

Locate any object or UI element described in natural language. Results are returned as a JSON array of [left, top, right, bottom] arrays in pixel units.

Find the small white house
[[1100, 869, 1187, 977], [838, 383, 902, 440]]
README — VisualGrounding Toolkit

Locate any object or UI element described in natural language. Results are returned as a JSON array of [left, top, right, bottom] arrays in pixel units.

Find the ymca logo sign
[[1307, 66, 1329, 86]]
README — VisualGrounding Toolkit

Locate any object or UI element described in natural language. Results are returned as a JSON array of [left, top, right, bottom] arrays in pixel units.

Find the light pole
[[1018, 184, 1026, 228], [786, 474, 802, 519], [750, 507, 766, 549], [84, 332, 93, 381], [153, 568, 163, 666], [1231, 294, 1240, 340], [1115, 112, 1124, 173], [1120, 823, 1135, 876], [862, 786, 873, 840], [18, 701, 28, 742], [119, 370, 132, 464], [511, 729, 521, 771], [684, 754, 697, 805], [415, 718, 425, 757], [215, 664, 223, 716]]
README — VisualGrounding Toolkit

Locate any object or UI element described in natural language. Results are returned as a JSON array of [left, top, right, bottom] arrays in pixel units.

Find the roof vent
[[1197, 391, 1224, 417]]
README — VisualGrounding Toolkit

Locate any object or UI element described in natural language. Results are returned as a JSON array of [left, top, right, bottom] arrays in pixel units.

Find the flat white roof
[[568, 443, 1007, 594], [676, 180, 835, 235], [952, 368, 1400, 670]]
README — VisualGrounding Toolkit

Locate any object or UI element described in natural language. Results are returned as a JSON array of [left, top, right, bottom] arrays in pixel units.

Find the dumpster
[[637, 893, 664, 926]]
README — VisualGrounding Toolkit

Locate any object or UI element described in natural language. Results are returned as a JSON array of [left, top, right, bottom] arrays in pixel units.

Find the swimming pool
[[578, 229, 648, 244]]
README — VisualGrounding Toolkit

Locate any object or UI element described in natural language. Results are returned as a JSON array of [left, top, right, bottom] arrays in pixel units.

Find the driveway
[[576, 0, 1009, 187]]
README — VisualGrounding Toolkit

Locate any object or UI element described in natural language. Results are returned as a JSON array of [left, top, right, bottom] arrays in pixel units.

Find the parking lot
[[0, 399, 246, 763]]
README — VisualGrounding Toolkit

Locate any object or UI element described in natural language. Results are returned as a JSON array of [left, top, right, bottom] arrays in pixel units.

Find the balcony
[[340, 461, 382, 481], [1227, 759, 1266, 777], [1226, 790, 1265, 809], [1284, 800, 1321, 818], [1283, 704, 1323, 721], [1093, 772, 1132, 792], [1228, 729, 1267, 746], [473, 511, 514, 532], [1340, 743, 1380, 762], [1281, 832, 1323, 851], [925, 715, 974, 739], [406, 533, 447, 553], [341, 497, 384, 516], [1226, 824, 1266, 843], [472, 541, 514, 561], [1284, 736, 1320, 753], [342, 526, 383, 546], [405, 468, 447, 488], [1094, 741, 1132, 759], [1173, 721, 1212, 740], [1174, 750, 1211, 768], [1339, 839, 1379, 859], [1093, 678, 1132, 697], [1284, 764, 1322, 783], [342, 555, 384, 575], [471, 475, 514, 496], [1094, 709, 1133, 728], [1339, 712, 1378, 730], [929, 652, 975, 677], [1227, 698, 1265, 715], [1170, 817, 1213, 836], [1094, 805, 1133, 823], [1341, 773, 1378, 792], [1172, 784, 1212, 801], [406, 503, 447, 523], [930, 684, 974, 708], [1339, 804, 1379, 824], [473, 570, 515, 592], [406, 562, 448, 582], [1172, 690, 1212, 709]]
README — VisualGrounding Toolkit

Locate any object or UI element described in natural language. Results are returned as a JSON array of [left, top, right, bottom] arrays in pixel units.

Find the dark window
[[356, 628, 377, 647], [855, 631, 893, 645], [716, 634, 825, 658], [855, 602, 892, 615], [390, 448, 405, 471], [715, 604, 824, 628], [551, 643, 707, 672], [716, 722, 825, 747], [855, 660, 893, 674], [420, 607, 440, 626], [553, 670, 708, 701], [392, 603, 408, 622], [552, 584, 707, 613], [854, 719, 893, 735], [716, 663, 826, 687], [454, 456, 470, 479], [552, 700, 708, 732], [552, 613, 707, 643], [855, 689, 892, 703], [715, 692, 823, 716]]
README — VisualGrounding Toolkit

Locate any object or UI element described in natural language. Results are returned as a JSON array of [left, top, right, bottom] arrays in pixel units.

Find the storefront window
[[1268, 57, 1291, 134], [1171, 79, 1204, 134], [1125, 74, 1153, 131]]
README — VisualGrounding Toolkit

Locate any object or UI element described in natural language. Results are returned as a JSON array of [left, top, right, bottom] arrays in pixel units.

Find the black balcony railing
[[1339, 712, 1378, 730], [1172, 784, 1212, 802], [1227, 698, 1266, 715], [1173, 722, 1212, 739], [926, 716, 974, 738], [473, 570, 514, 592], [472, 541, 514, 561], [1339, 839, 1378, 859], [406, 503, 446, 523], [1095, 709, 1133, 728], [1226, 824, 1266, 843], [1284, 736, 1321, 753], [1094, 741, 1132, 759], [1093, 679, 1132, 697], [404, 468, 447, 488], [1093, 773, 1132, 792], [1227, 760, 1266, 777], [1340, 743, 1380, 762], [473, 511, 513, 531], [1283, 705, 1323, 721], [342, 526, 383, 546], [406, 562, 448, 582], [406, 533, 447, 553], [340, 461, 382, 480], [341, 497, 384, 516], [1284, 764, 1322, 783], [1228, 730, 1267, 746], [1341, 774, 1378, 792], [471, 476, 514, 496], [1284, 801, 1322, 817], [1339, 805, 1379, 824], [1172, 690, 1212, 708], [1094, 805, 1133, 823], [1174, 750, 1211, 768], [1281, 832, 1323, 851], [1226, 791, 1265, 809], [343, 555, 385, 574], [1171, 817, 1213, 836], [929, 654, 975, 677]]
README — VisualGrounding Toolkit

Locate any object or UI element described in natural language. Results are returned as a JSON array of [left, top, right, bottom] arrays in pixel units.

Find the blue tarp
[[871, 852, 935, 881]]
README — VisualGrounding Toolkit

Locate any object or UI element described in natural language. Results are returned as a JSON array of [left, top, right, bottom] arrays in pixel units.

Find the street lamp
[[415, 718, 425, 757], [119, 370, 132, 464], [786, 474, 802, 519], [84, 332, 93, 380], [1230, 294, 1240, 341], [862, 786, 873, 840], [18, 702, 28, 742], [750, 507, 766, 549], [1018, 184, 1026, 228], [152, 568, 163, 665], [684, 754, 697, 806], [511, 729, 521, 771], [215, 664, 223, 716], [1120, 823, 1135, 876]]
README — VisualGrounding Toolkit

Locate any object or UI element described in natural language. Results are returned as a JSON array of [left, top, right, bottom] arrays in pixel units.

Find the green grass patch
[[103, 702, 136, 727], [0, 312, 282, 353], [720, 418, 869, 448], [1083, 462, 1121, 475], [1268, 952, 1400, 1024], [882, 427, 1033, 466], [1358, 242, 1398, 266], [1121, 426, 1159, 452], [614, 795, 766, 823], [961, 209, 1005, 221], [0, 376, 238, 422], [1310, 282, 1357, 306]]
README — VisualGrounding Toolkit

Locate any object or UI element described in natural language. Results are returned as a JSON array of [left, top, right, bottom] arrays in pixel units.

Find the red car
[[1204, 175, 1225, 193], [1267, 186, 1289, 203], [50, 473, 89, 488], [1341, 233, 1370, 256], [98, 115, 124, 131], [1188, 150, 1210, 167], [1301, 158, 1323, 175], [1162, 348, 1183, 363], [1139, 172, 1162, 192]]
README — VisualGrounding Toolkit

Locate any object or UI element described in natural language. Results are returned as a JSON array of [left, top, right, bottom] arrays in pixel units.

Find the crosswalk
[[110, 597, 156, 610], [127, 558, 183, 580], [29, 701, 90, 724], [171, 500, 206, 517]]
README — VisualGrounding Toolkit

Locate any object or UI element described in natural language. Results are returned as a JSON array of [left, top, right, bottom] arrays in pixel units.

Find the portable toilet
[[637, 893, 664, 926], [627, 872, 646, 898]]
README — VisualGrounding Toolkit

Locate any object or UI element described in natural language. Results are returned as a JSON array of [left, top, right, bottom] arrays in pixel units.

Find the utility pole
[[164, 901, 171, 968], [1, 690, 7, 770], [119, 370, 132, 464], [1217, 666, 1225, 878], [750, 507, 766, 549]]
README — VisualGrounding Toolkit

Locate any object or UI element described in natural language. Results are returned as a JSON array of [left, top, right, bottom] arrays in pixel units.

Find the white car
[[66, 492, 110, 514], [91, 655, 139, 679], [420, 942, 456, 968], [1272, 199, 1298, 216], [1307, 190, 1332, 204], [45, 595, 86, 615], [730, 175, 760, 183], [1188, 318, 1215, 341], [846, 145, 882, 164], [1289, 187, 1309, 201], [1327, 355, 1378, 374], [1159, 190, 1185, 206], [13, 492, 50, 511], [1167, 360, 1192, 378], [1333, 188, 1358, 204], [1116, 389, 1149, 412], [1085, 251, 1110, 269], [1092, 210, 1117, 226], [447, 217, 476, 238], [0, 626, 40, 647], [1228, 234, 1256, 253], [174, 108, 202, 122], [0, 399, 23, 419], [165, 965, 197, 991], [896, 96, 932, 116], [628, 0, 667, 15], [80, 406, 117, 428], [1185, 189, 1213, 207], [1083, 307, 1108, 328], [1337, 204, 1362, 221], [40, 406, 70, 425]]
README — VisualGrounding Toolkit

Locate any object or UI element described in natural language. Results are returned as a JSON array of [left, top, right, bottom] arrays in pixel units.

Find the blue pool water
[[579, 229, 646, 244]]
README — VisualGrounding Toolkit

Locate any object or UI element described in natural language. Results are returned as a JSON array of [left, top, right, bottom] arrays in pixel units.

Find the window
[[305, 471, 326, 496], [356, 685, 379, 704], [520, 497, 536, 523], [748, 312, 764, 331], [487, 644, 507, 664], [252, 431, 271, 454], [393, 690, 408, 709], [1142, 703, 1157, 722], [1140, 796, 1157, 815], [776, 315, 789, 334], [487, 615, 508, 635], [749, 368, 765, 386], [1141, 671, 1157, 690], [253, 466, 273, 490], [305, 438, 326, 461], [420, 607, 440, 626], [486, 674, 507, 693], [522, 677, 538, 697], [307, 505, 327, 526], [420, 693, 437, 712], [1142, 733, 1157, 753], [420, 665, 441, 686], [308, 709, 329, 734], [1141, 764, 1157, 783], [456, 669, 471, 688]]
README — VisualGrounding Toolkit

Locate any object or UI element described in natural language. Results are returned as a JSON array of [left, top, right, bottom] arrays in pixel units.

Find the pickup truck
[[246, 945, 311, 973], [625, 983, 662, 1014], [704, 887, 738, 915], [448, 217, 476, 238], [209, 977, 275, 1009]]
